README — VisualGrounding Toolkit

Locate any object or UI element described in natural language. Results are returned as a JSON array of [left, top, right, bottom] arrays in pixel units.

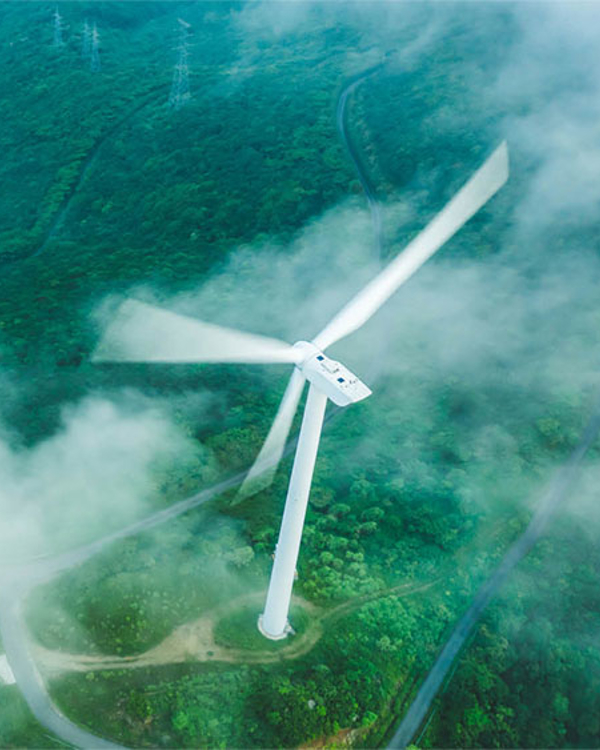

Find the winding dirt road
[[33, 581, 435, 677]]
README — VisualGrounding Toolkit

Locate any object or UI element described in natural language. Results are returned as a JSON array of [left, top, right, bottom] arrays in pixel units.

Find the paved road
[[336, 64, 384, 259], [388, 403, 600, 748], [0, 587, 124, 750], [0, 470, 247, 750]]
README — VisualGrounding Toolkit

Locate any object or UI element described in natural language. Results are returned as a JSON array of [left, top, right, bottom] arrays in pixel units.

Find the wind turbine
[[93, 142, 509, 639]]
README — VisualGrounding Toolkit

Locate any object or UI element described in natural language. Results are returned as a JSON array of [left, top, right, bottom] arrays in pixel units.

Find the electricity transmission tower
[[169, 19, 191, 110], [90, 22, 101, 72], [53, 6, 64, 47], [82, 19, 91, 59]]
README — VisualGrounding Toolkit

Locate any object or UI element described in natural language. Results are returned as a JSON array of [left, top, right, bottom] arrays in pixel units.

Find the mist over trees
[[1, 1, 600, 748]]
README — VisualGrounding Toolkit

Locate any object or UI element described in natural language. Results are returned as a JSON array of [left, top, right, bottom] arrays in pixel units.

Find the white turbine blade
[[93, 299, 300, 365], [313, 141, 509, 351], [236, 368, 306, 501]]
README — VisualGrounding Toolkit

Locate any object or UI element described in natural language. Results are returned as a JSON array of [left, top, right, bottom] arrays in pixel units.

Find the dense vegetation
[[0, 0, 357, 447], [1, 2, 600, 749], [0, 689, 58, 750], [423, 516, 600, 749]]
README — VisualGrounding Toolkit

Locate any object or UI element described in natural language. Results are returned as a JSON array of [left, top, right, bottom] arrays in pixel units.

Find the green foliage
[[424, 519, 600, 749], [4, 3, 600, 749], [0, 687, 61, 748]]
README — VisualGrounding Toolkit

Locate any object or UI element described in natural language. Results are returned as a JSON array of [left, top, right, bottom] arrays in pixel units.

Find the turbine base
[[257, 614, 292, 641]]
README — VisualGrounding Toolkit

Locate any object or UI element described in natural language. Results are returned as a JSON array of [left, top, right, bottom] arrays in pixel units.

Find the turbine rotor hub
[[292, 340, 320, 363]]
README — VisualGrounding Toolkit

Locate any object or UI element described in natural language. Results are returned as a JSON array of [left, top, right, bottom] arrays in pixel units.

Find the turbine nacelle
[[292, 341, 372, 407]]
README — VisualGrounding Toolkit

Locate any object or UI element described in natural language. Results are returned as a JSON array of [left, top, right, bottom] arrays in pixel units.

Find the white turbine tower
[[93, 142, 509, 639]]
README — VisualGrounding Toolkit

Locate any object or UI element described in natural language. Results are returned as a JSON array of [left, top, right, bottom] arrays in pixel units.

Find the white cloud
[[0, 395, 199, 560]]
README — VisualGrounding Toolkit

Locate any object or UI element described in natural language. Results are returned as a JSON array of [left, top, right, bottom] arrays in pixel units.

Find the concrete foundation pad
[[257, 614, 291, 641]]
